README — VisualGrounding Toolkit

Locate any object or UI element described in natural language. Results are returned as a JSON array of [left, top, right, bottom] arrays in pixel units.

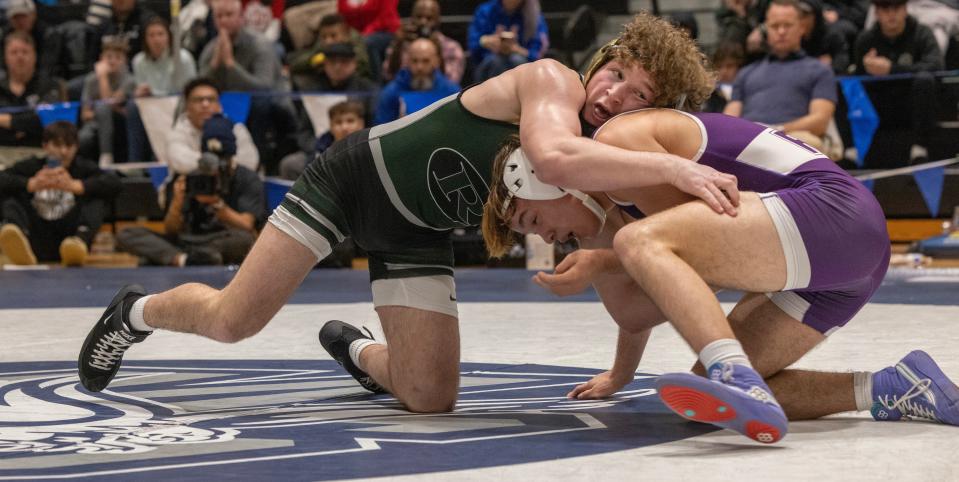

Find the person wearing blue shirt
[[373, 38, 459, 125], [467, 0, 549, 82]]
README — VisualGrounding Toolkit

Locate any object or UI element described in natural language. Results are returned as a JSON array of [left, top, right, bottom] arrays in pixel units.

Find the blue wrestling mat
[[0, 361, 712, 481]]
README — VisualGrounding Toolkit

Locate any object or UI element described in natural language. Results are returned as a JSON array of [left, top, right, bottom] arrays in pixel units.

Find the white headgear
[[501, 147, 606, 235]]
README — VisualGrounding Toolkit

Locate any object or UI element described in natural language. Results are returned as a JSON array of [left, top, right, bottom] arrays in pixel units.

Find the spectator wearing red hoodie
[[337, 0, 399, 82]]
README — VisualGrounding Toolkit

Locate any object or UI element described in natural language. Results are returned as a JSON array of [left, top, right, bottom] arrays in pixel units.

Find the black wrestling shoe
[[78, 284, 151, 392], [319, 320, 386, 393]]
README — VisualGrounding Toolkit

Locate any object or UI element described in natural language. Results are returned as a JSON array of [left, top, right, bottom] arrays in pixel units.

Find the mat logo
[[427, 147, 489, 227], [0, 361, 711, 481]]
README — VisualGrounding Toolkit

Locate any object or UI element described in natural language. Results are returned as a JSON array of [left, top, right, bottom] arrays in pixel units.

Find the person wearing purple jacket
[[483, 109, 958, 444]]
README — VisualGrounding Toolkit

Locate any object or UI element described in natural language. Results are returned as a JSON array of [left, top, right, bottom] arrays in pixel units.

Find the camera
[[186, 152, 232, 199]]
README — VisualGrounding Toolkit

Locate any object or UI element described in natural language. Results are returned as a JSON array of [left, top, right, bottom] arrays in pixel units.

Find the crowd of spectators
[[0, 0, 956, 268]]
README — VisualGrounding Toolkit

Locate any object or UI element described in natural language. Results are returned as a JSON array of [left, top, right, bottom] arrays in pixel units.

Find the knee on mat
[[400, 380, 459, 413]]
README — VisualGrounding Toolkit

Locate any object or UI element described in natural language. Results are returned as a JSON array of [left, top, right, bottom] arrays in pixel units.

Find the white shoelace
[[878, 378, 937, 421], [88, 330, 137, 371]]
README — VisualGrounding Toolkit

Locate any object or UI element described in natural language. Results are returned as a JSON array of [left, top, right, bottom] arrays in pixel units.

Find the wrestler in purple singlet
[[611, 111, 890, 335]]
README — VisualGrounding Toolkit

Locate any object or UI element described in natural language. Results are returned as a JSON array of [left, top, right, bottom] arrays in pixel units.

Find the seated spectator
[[243, 0, 281, 44], [724, 0, 837, 152], [1, 0, 51, 74], [468, 0, 549, 82], [823, 0, 870, 51], [166, 77, 258, 174], [279, 100, 366, 181], [854, 0, 942, 163], [291, 42, 378, 124], [337, 0, 400, 82], [200, 0, 295, 174], [374, 38, 459, 125], [178, 0, 216, 59], [800, 0, 851, 72], [117, 114, 263, 266], [383, 0, 465, 83], [78, 36, 135, 167], [288, 13, 372, 81], [0, 121, 120, 266], [705, 41, 747, 113], [871, 0, 959, 56], [98, 0, 159, 60], [0, 32, 65, 164], [716, 0, 767, 58], [127, 16, 198, 163]]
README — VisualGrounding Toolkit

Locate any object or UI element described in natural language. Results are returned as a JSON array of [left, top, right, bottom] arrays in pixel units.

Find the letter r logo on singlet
[[427, 148, 488, 226]]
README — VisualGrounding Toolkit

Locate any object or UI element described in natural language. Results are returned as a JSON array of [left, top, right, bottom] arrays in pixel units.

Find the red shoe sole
[[660, 385, 783, 444]]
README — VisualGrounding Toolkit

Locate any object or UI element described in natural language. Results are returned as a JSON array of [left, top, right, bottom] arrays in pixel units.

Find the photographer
[[117, 114, 264, 266], [381, 0, 464, 83]]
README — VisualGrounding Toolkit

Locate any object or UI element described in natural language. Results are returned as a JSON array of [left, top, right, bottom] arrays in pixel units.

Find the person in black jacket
[[799, 0, 850, 73], [853, 0, 942, 163], [0, 32, 64, 148], [0, 121, 120, 266]]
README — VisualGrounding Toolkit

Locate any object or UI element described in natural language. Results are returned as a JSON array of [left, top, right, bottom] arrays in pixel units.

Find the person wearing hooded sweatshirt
[[373, 37, 459, 125]]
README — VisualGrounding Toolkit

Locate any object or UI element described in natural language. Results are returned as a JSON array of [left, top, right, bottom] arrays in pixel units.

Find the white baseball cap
[[6, 0, 36, 19]]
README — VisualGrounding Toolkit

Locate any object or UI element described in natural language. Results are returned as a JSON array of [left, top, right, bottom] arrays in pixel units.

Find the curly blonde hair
[[481, 135, 523, 258], [583, 12, 715, 111]]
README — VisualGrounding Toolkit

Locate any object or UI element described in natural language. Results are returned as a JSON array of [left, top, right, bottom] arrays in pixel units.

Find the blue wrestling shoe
[[657, 363, 788, 443], [871, 350, 959, 425]]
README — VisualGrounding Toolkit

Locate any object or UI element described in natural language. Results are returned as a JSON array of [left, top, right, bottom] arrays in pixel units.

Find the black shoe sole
[[77, 284, 146, 392]]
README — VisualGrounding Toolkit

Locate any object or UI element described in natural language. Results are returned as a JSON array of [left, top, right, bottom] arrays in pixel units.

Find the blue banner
[[913, 165, 945, 217], [839, 78, 878, 167], [35, 102, 79, 126], [145, 165, 169, 190], [860, 178, 874, 192], [220, 93, 252, 125]]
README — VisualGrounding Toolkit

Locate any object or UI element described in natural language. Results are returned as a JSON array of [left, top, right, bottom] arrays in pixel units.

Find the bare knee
[[399, 380, 458, 413], [613, 222, 669, 267], [203, 288, 270, 343]]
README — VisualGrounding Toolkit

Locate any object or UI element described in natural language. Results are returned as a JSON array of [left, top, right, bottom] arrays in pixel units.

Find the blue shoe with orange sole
[[656, 362, 788, 444]]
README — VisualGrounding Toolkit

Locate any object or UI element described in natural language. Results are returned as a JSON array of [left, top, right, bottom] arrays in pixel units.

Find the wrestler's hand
[[668, 160, 740, 216], [567, 370, 632, 399], [533, 249, 606, 296]]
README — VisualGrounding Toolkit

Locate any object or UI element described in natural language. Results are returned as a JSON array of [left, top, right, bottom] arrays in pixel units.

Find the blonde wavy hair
[[482, 135, 524, 258], [583, 12, 715, 111]]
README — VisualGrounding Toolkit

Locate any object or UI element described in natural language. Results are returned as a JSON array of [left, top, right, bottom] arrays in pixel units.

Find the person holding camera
[[117, 114, 264, 266], [467, 0, 549, 83], [0, 121, 120, 266], [382, 0, 465, 84]]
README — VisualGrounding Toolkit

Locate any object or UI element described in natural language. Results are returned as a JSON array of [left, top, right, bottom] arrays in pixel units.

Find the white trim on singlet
[[765, 291, 811, 324], [590, 108, 707, 163], [284, 193, 347, 242], [268, 206, 333, 262], [759, 192, 811, 290], [368, 93, 461, 231]]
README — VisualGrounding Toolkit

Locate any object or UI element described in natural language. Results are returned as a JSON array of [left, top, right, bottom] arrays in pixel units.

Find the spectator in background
[[117, 114, 263, 267], [243, 0, 281, 45], [823, 0, 871, 50], [876, 0, 959, 56], [468, 0, 549, 82], [705, 41, 746, 112], [1, 0, 51, 74], [99, 0, 159, 60], [854, 0, 942, 163], [288, 13, 372, 82], [337, 0, 400, 82], [799, 0, 851, 72], [291, 43, 378, 124], [0, 32, 64, 153], [200, 0, 295, 175], [0, 121, 120, 266], [127, 16, 198, 163], [178, 0, 217, 59], [383, 0, 465, 84], [374, 37, 458, 125], [724, 0, 837, 151], [166, 77, 258, 174], [716, 0, 767, 59], [279, 100, 366, 181], [78, 36, 135, 167]]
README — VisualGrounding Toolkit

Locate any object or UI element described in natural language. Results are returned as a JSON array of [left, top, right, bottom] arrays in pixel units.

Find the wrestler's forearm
[[610, 327, 649, 378], [525, 134, 677, 192]]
